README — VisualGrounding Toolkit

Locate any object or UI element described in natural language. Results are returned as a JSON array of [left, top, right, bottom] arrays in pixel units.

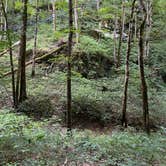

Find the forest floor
[[0, 22, 166, 165]]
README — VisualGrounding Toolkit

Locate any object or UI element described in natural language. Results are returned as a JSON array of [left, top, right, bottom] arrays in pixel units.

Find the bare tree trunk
[[134, 12, 137, 40], [31, 0, 39, 77], [0, 0, 16, 107], [145, 0, 152, 57], [74, 0, 79, 44], [117, 0, 126, 68], [52, 0, 56, 31], [139, 0, 150, 134], [3, 0, 7, 33], [16, 0, 28, 103], [0, 2, 4, 40], [67, 0, 73, 131], [113, 16, 118, 66], [96, 0, 101, 29], [121, 0, 136, 127]]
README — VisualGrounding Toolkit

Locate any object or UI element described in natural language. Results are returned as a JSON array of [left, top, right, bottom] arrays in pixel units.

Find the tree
[[31, 0, 39, 77], [0, 2, 4, 40], [139, 0, 150, 134], [67, 0, 73, 131], [0, 0, 16, 107], [113, 15, 118, 67], [121, 0, 136, 127], [16, 0, 28, 105], [52, 0, 56, 31], [96, 0, 101, 29], [117, 0, 126, 68], [74, 0, 79, 43], [145, 0, 152, 57]]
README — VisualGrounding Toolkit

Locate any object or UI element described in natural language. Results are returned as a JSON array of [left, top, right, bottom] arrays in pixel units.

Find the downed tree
[[0, 41, 20, 57], [0, 44, 67, 78]]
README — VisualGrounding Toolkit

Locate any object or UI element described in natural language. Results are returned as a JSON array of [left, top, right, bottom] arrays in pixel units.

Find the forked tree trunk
[[117, 0, 126, 68], [0, 0, 16, 107], [139, 0, 150, 134], [121, 0, 136, 127], [31, 0, 39, 77], [67, 0, 73, 131]]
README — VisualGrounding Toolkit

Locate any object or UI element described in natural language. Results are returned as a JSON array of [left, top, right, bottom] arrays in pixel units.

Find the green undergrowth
[[0, 109, 166, 166]]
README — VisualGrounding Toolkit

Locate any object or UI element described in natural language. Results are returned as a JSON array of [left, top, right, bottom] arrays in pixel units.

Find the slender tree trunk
[[113, 16, 118, 66], [96, 0, 101, 29], [0, 0, 16, 107], [67, 0, 73, 131], [139, 0, 150, 134], [52, 0, 56, 31], [134, 12, 137, 41], [74, 0, 79, 44], [121, 0, 136, 127], [31, 0, 39, 77], [145, 0, 152, 57], [16, 0, 28, 103], [3, 0, 7, 33], [0, 2, 4, 40], [117, 0, 126, 68]]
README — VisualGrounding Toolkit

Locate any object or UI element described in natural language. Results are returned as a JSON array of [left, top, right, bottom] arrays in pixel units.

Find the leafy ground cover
[[0, 109, 165, 166]]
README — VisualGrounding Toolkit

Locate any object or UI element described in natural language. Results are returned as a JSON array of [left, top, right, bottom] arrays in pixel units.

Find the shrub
[[72, 96, 113, 125], [17, 96, 54, 119]]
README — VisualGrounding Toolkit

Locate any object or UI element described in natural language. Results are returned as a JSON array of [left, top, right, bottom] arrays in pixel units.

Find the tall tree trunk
[[31, 0, 39, 77], [52, 0, 56, 31], [96, 0, 101, 29], [0, 0, 16, 107], [134, 12, 137, 41], [121, 0, 136, 127], [139, 0, 150, 134], [3, 0, 7, 33], [0, 2, 4, 40], [117, 0, 126, 68], [74, 0, 79, 44], [67, 0, 73, 131], [145, 0, 152, 57], [16, 0, 28, 103], [113, 16, 118, 66]]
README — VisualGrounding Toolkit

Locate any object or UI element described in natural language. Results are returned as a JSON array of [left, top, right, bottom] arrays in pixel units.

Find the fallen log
[[0, 41, 20, 57], [0, 44, 67, 78]]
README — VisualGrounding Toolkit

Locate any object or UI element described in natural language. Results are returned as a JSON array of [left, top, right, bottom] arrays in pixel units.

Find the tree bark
[[31, 0, 39, 77], [16, 0, 28, 104], [52, 0, 56, 31], [113, 16, 118, 66], [117, 0, 126, 68], [145, 0, 152, 57], [0, 2, 4, 40], [139, 0, 150, 134], [121, 0, 136, 127], [74, 0, 79, 44], [67, 0, 73, 131], [96, 0, 101, 29]]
